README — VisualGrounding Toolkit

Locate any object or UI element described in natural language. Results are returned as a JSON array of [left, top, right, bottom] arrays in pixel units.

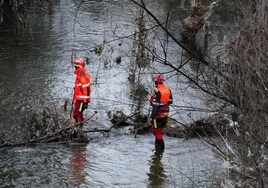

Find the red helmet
[[152, 73, 164, 83], [73, 59, 85, 68]]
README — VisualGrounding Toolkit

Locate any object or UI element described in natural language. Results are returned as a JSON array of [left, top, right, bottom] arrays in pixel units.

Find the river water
[[0, 0, 231, 187]]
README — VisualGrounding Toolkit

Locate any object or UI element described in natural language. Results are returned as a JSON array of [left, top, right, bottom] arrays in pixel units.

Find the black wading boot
[[155, 139, 165, 151]]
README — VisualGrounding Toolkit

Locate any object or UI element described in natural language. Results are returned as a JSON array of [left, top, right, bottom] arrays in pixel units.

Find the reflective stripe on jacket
[[74, 67, 91, 103]]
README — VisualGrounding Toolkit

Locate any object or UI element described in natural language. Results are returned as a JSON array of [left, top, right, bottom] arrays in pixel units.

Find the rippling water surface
[[0, 133, 222, 187]]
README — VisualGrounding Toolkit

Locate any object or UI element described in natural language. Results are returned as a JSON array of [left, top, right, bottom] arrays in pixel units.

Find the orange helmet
[[152, 73, 164, 83], [73, 59, 85, 68]]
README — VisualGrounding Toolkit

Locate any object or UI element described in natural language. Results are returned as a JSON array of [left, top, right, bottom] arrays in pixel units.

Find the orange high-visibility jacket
[[150, 83, 173, 118], [155, 84, 172, 103], [74, 67, 91, 103]]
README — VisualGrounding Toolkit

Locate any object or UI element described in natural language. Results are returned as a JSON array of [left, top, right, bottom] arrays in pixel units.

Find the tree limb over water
[[128, 0, 268, 187]]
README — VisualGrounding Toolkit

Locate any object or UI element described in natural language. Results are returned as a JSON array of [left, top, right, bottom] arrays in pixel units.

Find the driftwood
[[105, 107, 237, 140], [0, 111, 98, 149], [0, 106, 149, 149], [1, 100, 238, 150], [105, 107, 236, 139]]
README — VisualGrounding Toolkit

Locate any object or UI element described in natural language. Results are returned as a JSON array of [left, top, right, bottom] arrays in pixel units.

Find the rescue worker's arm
[[150, 90, 161, 118], [80, 75, 90, 103]]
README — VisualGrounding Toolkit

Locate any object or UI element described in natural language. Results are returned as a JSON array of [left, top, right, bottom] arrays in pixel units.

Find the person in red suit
[[149, 73, 173, 150]]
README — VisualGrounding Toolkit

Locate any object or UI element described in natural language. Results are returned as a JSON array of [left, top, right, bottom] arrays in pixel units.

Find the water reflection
[[147, 149, 166, 187], [69, 146, 87, 187]]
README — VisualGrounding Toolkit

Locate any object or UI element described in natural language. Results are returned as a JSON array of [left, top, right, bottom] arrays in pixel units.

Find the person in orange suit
[[149, 73, 173, 150], [72, 59, 91, 125]]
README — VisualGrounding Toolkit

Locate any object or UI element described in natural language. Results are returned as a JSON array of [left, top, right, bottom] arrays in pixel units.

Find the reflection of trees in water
[[147, 149, 166, 187], [69, 146, 87, 187]]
